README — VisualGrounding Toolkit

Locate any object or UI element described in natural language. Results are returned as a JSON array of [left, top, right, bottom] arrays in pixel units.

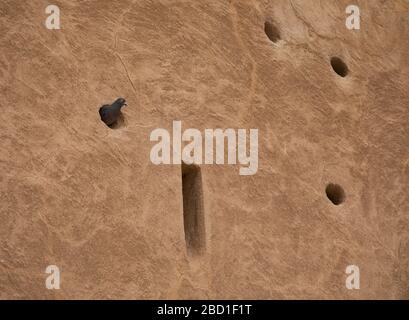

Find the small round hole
[[325, 183, 345, 205], [264, 21, 281, 43], [330, 57, 348, 77]]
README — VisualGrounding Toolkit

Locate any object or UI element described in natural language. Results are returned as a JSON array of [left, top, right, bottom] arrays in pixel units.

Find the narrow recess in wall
[[181, 162, 206, 257]]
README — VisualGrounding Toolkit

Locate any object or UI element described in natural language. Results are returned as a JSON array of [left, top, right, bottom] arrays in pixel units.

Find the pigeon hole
[[181, 162, 206, 257], [330, 57, 349, 77], [325, 183, 345, 205], [107, 112, 125, 129], [264, 20, 281, 43]]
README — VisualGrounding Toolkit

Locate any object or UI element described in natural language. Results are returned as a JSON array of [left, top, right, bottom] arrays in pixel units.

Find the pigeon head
[[114, 98, 127, 108]]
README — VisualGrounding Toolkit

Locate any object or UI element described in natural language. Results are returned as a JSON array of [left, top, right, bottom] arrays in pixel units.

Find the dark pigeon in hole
[[99, 98, 127, 127]]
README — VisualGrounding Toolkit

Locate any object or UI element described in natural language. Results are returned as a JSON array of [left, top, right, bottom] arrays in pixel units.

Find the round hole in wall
[[325, 183, 345, 205], [330, 57, 349, 77]]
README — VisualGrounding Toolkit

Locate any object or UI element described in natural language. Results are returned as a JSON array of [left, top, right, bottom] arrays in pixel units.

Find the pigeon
[[99, 98, 127, 127]]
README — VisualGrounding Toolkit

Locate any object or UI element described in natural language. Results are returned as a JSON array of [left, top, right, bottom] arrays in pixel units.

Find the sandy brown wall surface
[[0, 0, 408, 299]]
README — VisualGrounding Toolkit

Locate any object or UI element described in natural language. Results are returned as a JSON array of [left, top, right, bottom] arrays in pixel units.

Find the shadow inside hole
[[107, 112, 125, 129], [330, 57, 349, 77], [264, 20, 281, 43], [325, 183, 345, 205]]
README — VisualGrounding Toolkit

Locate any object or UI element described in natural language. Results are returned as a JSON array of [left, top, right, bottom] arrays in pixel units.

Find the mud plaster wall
[[0, 0, 408, 299]]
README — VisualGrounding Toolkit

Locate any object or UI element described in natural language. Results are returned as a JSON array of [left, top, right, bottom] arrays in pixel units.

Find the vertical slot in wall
[[181, 162, 206, 257]]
